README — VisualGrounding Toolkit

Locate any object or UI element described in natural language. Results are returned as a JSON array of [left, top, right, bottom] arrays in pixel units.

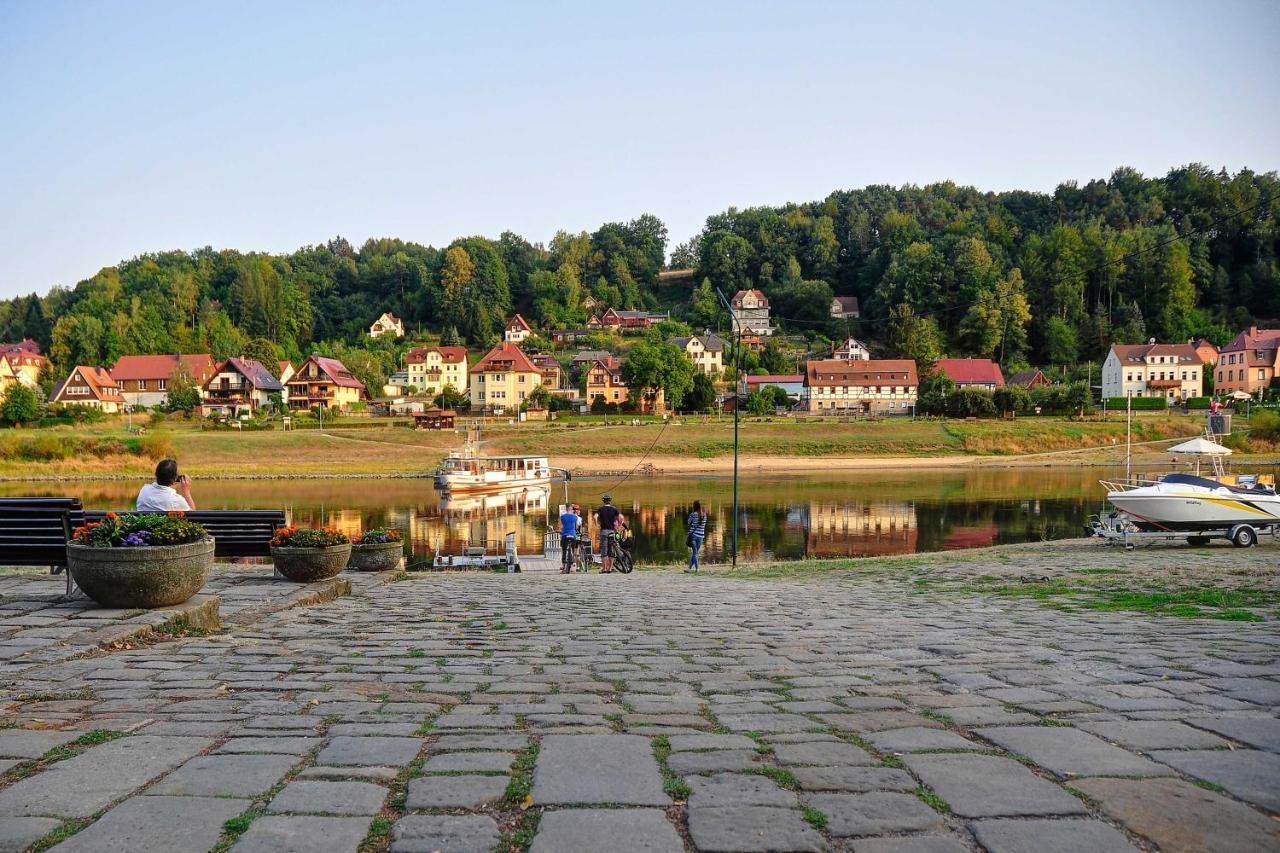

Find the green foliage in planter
[[270, 526, 349, 547], [357, 527, 402, 545], [72, 512, 208, 547]]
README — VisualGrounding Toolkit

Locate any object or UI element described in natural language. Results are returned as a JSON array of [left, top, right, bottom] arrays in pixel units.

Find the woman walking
[[684, 500, 708, 574]]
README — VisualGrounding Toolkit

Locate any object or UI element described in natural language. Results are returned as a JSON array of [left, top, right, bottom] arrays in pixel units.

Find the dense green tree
[[886, 304, 944, 370], [682, 371, 716, 412], [0, 383, 40, 426], [621, 340, 695, 409]]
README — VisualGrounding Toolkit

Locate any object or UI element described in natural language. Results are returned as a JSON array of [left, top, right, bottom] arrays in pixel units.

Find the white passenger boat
[[435, 427, 550, 493]]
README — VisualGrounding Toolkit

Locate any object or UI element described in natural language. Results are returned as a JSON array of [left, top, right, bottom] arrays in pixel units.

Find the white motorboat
[[435, 426, 550, 493], [1102, 473, 1280, 530]]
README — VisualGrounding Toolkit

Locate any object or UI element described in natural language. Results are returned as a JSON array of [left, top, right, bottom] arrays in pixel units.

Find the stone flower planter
[[347, 541, 404, 572], [271, 543, 352, 582], [67, 538, 214, 608]]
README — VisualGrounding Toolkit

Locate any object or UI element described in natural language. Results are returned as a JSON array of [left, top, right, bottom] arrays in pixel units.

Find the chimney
[[1248, 326, 1258, 338]]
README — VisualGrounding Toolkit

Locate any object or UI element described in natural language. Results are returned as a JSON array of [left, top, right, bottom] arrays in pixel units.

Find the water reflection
[[0, 468, 1149, 565]]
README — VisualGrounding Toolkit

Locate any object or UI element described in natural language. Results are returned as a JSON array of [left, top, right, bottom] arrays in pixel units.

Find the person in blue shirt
[[684, 499, 708, 574], [559, 503, 580, 574]]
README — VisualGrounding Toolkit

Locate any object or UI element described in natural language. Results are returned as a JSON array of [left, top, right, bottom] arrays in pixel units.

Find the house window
[[1260, 370, 1267, 381], [158, 379, 168, 391]]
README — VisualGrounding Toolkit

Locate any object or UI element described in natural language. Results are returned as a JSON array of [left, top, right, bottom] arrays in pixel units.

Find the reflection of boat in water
[[439, 487, 548, 517], [435, 426, 550, 493]]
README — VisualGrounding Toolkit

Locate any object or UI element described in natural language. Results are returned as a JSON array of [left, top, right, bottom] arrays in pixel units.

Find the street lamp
[[715, 288, 741, 568]]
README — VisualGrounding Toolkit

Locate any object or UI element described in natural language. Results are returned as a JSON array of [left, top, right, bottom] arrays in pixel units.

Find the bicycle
[[600, 530, 633, 574], [560, 535, 588, 574]]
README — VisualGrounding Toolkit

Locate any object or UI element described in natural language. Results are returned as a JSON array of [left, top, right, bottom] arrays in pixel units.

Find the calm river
[[0, 467, 1204, 566]]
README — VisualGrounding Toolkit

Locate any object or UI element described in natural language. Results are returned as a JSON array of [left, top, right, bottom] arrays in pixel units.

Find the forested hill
[[1, 163, 1276, 377]]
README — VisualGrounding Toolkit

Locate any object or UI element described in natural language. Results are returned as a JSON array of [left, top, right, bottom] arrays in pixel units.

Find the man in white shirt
[[136, 458, 196, 512]]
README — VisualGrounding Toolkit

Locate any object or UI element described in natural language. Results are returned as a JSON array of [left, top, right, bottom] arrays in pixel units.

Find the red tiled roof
[[1109, 343, 1202, 365], [0, 339, 40, 356], [57, 366, 124, 403], [406, 346, 468, 365], [805, 359, 918, 387], [1220, 327, 1280, 353], [731, 289, 769, 308], [471, 342, 539, 374], [508, 314, 532, 331], [110, 354, 215, 382], [936, 358, 1006, 387]]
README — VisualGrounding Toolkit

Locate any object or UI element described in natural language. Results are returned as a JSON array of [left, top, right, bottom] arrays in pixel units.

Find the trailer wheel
[[1187, 536, 1210, 546], [1231, 526, 1257, 548]]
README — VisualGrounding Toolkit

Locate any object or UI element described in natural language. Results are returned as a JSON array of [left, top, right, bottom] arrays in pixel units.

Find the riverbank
[[0, 414, 1270, 480]]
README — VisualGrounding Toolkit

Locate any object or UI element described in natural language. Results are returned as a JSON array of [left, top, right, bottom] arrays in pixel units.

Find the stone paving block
[[531, 735, 668, 806], [904, 754, 1087, 818], [230, 816, 372, 853], [215, 736, 319, 755], [868, 727, 985, 753], [51, 795, 247, 853], [1075, 776, 1280, 852], [666, 749, 759, 776], [0, 735, 211, 819], [390, 814, 500, 853], [267, 780, 387, 816], [688, 772, 796, 807], [405, 775, 508, 809], [1148, 748, 1280, 811], [0, 817, 61, 852], [1187, 716, 1280, 752], [422, 751, 515, 773], [792, 765, 917, 793], [0, 730, 81, 759], [667, 733, 758, 752], [1077, 720, 1232, 751], [850, 839, 971, 853], [772, 741, 876, 766], [938, 706, 1038, 727], [807, 792, 944, 837], [297, 766, 399, 782], [717, 713, 823, 733], [968, 818, 1138, 852], [529, 808, 684, 853], [148, 754, 298, 797], [316, 736, 422, 767], [687, 805, 826, 852], [428, 733, 529, 752], [818, 711, 941, 733], [975, 726, 1172, 777]]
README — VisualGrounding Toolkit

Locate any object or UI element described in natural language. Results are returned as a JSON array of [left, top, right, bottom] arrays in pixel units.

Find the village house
[[1007, 370, 1050, 390], [202, 357, 285, 417], [286, 355, 366, 411], [368, 312, 404, 339], [470, 342, 542, 414], [586, 357, 664, 414], [1215, 326, 1280, 398], [0, 349, 45, 393], [1102, 341, 1204, 402], [831, 336, 871, 361], [730, 289, 774, 337], [405, 346, 468, 397], [50, 366, 124, 413], [673, 331, 726, 376], [0, 339, 40, 357], [504, 314, 533, 343], [804, 359, 919, 416], [830, 296, 860, 320], [1192, 338, 1219, 367], [570, 350, 613, 376], [529, 353, 574, 399], [936, 358, 1006, 391], [382, 370, 411, 396], [279, 361, 296, 386], [111, 354, 216, 409], [587, 308, 669, 332], [549, 328, 591, 346]]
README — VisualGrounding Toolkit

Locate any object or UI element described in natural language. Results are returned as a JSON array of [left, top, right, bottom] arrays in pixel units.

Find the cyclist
[[595, 495, 620, 573], [559, 502, 581, 574]]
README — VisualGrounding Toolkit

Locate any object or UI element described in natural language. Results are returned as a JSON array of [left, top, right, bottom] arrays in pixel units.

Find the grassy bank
[[0, 413, 1225, 479]]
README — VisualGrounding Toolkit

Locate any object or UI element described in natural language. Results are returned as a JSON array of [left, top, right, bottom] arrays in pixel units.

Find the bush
[[270, 526, 349, 548], [1, 384, 40, 425], [138, 432, 174, 460], [357, 527, 402, 545], [1104, 396, 1167, 411], [73, 512, 208, 547], [1185, 397, 1212, 410], [948, 388, 997, 418], [1249, 409, 1280, 443], [993, 386, 1031, 415]]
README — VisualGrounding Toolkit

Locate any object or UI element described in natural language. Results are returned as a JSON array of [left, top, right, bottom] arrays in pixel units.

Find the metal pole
[[716, 289, 740, 568], [1125, 391, 1132, 480]]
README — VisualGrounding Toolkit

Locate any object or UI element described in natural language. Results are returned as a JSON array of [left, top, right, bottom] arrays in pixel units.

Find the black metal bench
[[83, 510, 286, 559], [0, 498, 85, 595]]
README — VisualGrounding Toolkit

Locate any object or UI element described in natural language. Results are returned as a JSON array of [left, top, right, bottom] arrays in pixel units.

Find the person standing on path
[[558, 503, 580, 574], [595, 495, 620, 573], [684, 500, 708, 573]]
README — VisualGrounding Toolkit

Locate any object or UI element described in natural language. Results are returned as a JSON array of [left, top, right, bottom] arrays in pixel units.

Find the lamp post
[[715, 288, 740, 568]]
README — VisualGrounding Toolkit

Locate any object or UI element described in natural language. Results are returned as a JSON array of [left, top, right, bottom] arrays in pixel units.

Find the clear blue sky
[[1, 0, 1277, 299]]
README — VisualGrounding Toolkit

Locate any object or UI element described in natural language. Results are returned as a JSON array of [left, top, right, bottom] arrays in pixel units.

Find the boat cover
[[1161, 472, 1276, 495]]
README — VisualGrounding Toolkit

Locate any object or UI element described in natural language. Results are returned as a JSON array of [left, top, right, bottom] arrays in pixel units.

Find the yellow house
[[470, 342, 542, 414], [674, 332, 725, 376], [50, 366, 124, 413], [405, 346, 469, 397], [287, 355, 366, 411], [587, 357, 665, 413]]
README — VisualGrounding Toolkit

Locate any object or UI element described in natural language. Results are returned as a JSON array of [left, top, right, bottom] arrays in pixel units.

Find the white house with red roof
[[50, 366, 125, 413], [935, 359, 1006, 392], [504, 314, 533, 343], [110, 354, 216, 409], [405, 346, 469, 396], [368, 312, 404, 339], [1102, 341, 1204, 402], [202, 357, 286, 416], [286, 355, 367, 411]]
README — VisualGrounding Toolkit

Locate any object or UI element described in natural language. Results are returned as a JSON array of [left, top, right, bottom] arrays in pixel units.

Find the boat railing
[[1099, 475, 1162, 492]]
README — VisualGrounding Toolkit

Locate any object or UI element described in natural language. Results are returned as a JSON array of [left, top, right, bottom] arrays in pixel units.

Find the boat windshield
[[1161, 472, 1275, 494]]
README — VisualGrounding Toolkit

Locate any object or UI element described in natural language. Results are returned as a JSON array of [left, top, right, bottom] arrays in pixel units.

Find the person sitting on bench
[[136, 458, 197, 511]]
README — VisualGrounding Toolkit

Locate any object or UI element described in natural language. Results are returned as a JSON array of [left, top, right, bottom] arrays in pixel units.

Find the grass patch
[[747, 766, 798, 790], [503, 740, 540, 805], [492, 621, 508, 630], [1190, 777, 1227, 794], [499, 810, 541, 853], [800, 804, 827, 830], [915, 784, 951, 813], [651, 736, 692, 801], [407, 649, 426, 658], [222, 812, 255, 835], [1212, 609, 1264, 622], [881, 754, 905, 768], [919, 709, 953, 726], [29, 818, 91, 852]]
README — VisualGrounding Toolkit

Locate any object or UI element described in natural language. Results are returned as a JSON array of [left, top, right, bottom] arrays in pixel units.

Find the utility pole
[[715, 288, 740, 568], [1125, 391, 1132, 480]]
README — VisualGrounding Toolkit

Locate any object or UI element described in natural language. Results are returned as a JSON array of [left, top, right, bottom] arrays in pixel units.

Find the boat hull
[[438, 473, 550, 493], [1107, 490, 1280, 530]]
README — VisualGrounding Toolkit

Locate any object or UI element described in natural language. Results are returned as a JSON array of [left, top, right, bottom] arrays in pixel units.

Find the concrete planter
[[67, 538, 214, 608], [271, 543, 351, 582], [347, 540, 404, 572]]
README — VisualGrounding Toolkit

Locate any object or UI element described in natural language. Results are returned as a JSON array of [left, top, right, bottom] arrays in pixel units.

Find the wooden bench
[[0, 498, 85, 595], [82, 510, 286, 559]]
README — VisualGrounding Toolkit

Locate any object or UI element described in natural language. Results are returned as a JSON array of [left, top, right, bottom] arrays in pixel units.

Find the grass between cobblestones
[[800, 803, 828, 830], [651, 736, 691, 801], [0, 729, 126, 787]]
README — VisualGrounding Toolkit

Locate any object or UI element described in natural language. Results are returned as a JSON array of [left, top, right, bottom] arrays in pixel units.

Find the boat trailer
[[1087, 512, 1277, 550]]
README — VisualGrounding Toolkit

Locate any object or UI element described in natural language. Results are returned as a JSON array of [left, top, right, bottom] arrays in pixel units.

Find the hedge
[[1185, 397, 1212, 410], [1104, 397, 1167, 411]]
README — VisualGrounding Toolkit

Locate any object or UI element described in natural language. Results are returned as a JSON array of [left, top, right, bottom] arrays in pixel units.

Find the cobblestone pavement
[[0, 560, 1277, 852]]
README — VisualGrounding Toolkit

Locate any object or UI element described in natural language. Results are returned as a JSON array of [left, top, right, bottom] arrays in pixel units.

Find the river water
[[0, 467, 1182, 565]]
